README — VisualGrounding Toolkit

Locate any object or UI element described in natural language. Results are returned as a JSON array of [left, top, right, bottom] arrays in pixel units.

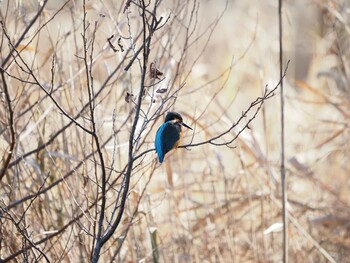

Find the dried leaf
[[156, 88, 167, 94], [263, 222, 283, 234], [125, 92, 134, 103], [150, 62, 163, 79], [118, 37, 124, 52], [107, 35, 118, 52]]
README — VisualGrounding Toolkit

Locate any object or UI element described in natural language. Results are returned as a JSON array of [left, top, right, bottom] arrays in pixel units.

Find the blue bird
[[155, 112, 193, 163]]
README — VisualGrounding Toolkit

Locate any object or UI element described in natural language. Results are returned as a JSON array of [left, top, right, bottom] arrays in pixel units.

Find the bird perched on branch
[[155, 112, 192, 163]]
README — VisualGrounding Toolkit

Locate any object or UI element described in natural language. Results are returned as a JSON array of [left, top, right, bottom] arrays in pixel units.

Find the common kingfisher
[[155, 112, 192, 163]]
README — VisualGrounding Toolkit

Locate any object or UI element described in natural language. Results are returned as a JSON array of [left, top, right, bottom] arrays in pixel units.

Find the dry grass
[[1, 0, 350, 262]]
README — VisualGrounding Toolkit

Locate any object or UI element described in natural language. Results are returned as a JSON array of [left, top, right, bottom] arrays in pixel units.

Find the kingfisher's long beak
[[182, 122, 193, 130]]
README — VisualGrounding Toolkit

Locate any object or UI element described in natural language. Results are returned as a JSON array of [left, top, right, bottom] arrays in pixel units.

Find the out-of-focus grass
[[1, 0, 350, 262]]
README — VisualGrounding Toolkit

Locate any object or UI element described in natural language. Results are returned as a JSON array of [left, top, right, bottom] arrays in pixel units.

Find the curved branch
[[132, 61, 290, 162]]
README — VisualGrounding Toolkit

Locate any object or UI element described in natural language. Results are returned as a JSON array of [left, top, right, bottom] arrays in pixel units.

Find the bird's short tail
[[157, 152, 164, 163]]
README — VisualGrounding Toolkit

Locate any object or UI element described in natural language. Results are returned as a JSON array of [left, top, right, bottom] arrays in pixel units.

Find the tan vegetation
[[0, 0, 349, 262]]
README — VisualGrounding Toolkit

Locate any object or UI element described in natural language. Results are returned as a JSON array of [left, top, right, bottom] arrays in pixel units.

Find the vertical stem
[[278, 0, 288, 262], [0, 70, 16, 182]]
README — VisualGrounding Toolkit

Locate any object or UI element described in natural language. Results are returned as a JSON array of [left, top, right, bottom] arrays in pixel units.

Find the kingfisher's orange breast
[[173, 128, 183, 148]]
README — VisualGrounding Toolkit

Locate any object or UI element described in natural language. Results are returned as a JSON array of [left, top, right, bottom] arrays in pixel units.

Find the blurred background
[[1, 0, 349, 262]]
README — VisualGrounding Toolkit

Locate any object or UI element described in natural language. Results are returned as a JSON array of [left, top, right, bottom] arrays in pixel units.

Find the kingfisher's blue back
[[155, 122, 181, 163], [155, 112, 192, 163]]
